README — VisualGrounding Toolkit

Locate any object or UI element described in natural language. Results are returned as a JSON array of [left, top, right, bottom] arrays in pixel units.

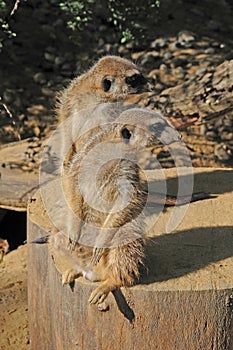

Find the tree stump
[[28, 167, 233, 350], [0, 138, 40, 211]]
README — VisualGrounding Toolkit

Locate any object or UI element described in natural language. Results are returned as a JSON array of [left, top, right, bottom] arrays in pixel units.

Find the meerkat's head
[[88, 56, 151, 102], [57, 56, 151, 120]]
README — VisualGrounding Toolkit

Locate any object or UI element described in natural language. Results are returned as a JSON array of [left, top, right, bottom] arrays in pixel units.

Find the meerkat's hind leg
[[88, 279, 119, 304], [62, 269, 82, 285]]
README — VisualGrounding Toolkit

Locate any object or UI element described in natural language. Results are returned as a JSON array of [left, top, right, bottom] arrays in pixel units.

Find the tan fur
[[56, 55, 150, 122], [50, 122, 149, 304], [45, 56, 178, 306]]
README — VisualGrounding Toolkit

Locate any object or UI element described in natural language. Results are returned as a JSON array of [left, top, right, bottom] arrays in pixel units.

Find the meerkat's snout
[[125, 73, 151, 93], [100, 73, 150, 96]]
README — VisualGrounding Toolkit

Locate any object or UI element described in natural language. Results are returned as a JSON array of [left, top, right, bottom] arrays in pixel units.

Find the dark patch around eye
[[102, 78, 112, 92], [121, 127, 132, 142], [125, 74, 147, 88]]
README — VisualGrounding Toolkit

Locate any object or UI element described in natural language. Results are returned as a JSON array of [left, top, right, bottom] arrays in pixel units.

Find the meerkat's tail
[[108, 238, 145, 286]]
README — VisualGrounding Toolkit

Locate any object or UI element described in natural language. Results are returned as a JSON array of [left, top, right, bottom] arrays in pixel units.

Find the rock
[[200, 124, 207, 135], [18, 114, 27, 122], [205, 47, 215, 54], [41, 87, 55, 97], [3, 90, 15, 104], [221, 132, 233, 141], [177, 31, 196, 47], [13, 96, 22, 109], [171, 57, 188, 68], [54, 19, 64, 27], [223, 116, 233, 127], [33, 126, 41, 137], [60, 70, 72, 77], [139, 54, 161, 67], [206, 131, 218, 140], [195, 68, 207, 76], [214, 143, 232, 161], [33, 73, 46, 85], [98, 38, 105, 47], [103, 43, 113, 53], [126, 42, 134, 49], [64, 53, 75, 62], [44, 52, 55, 63], [54, 56, 66, 66], [150, 38, 167, 50], [41, 25, 55, 34], [61, 63, 72, 71], [45, 46, 56, 54], [173, 67, 185, 79], [164, 51, 173, 60]]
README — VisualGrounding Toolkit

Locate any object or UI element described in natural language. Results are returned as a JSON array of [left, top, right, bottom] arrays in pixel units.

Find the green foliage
[[0, 0, 16, 49], [59, 0, 95, 30], [121, 28, 134, 44], [0, 0, 161, 50], [59, 0, 161, 43], [108, 0, 161, 42]]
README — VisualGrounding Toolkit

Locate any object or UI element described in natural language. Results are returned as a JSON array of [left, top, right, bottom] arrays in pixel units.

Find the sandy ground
[[0, 245, 29, 349]]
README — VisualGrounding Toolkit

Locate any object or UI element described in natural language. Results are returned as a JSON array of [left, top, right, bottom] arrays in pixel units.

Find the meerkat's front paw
[[62, 269, 81, 285], [89, 281, 116, 304], [89, 286, 109, 304]]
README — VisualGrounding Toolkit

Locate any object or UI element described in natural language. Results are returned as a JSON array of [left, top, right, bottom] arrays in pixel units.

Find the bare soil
[[0, 245, 29, 349]]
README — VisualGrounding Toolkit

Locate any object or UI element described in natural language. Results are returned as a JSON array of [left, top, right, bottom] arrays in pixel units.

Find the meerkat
[[39, 105, 181, 307], [49, 113, 172, 305], [35, 56, 184, 307], [54, 55, 151, 165], [44, 55, 151, 173], [56, 55, 150, 122]]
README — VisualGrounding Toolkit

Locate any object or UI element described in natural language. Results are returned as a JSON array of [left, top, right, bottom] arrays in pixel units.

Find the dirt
[[0, 245, 29, 349]]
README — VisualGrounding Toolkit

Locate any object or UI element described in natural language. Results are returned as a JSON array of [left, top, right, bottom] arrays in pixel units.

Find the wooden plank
[[0, 138, 40, 211], [28, 168, 233, 350]]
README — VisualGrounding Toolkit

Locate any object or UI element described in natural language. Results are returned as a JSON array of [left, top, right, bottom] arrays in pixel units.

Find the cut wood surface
[[0, 138, 40, 211], [28, 167, 233, 350]]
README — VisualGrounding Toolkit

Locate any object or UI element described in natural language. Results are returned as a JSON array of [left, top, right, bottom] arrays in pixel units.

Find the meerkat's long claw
[[89, 288, 108, 305], [89, 281, 115, 304], [62, 269, 81, 285]]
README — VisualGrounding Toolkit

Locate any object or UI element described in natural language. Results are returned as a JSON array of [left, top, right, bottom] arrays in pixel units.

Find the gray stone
[[54, 57, 66, 66], [3, 90, 15, 104], [44, 52, 55, 62], [41, 87, 55, 97], [33, 73, 46, 85], [214, 143, 232, 161], [205, 47, 215, 54]]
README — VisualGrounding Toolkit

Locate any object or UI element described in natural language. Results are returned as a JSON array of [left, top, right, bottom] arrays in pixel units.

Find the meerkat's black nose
[[125, 74, 152, 93], [125, 74, 147, 87]]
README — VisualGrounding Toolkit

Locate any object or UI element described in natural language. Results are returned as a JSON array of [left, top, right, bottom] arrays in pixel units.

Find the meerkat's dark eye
[[121, 127, 132, 142], [102, 78, 112, 92]]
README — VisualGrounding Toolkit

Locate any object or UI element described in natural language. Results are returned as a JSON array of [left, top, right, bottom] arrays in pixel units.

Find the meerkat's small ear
[[101, 78, 112, 92]]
